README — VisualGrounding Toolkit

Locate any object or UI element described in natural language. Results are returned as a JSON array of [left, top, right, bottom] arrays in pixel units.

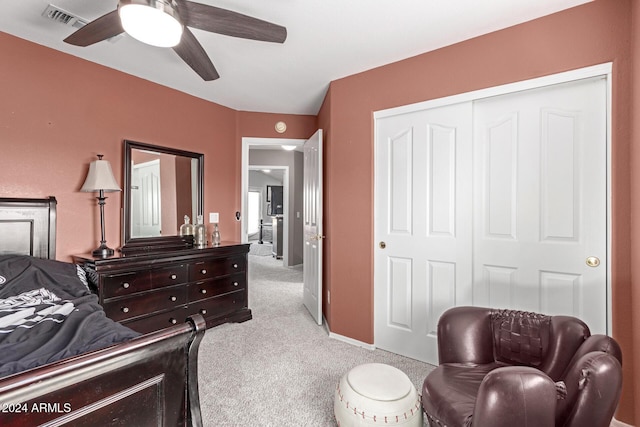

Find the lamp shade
[[81, 157, 121, 192]]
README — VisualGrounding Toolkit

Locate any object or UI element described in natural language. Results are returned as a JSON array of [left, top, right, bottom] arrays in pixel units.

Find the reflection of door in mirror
[[132, 160, 162, 237], [130, 149, 185, 238]]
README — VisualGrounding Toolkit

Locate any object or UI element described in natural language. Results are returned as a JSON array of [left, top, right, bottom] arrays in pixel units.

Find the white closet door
[[472, 77, 607, 333], [374, 102, 473, 363]]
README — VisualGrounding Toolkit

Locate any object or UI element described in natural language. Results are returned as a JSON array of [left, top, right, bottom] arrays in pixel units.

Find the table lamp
[[81, 154, 121, 257]]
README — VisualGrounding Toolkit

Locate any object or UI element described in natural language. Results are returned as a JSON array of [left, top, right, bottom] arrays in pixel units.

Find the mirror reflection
[[124, 140, 203, 244]]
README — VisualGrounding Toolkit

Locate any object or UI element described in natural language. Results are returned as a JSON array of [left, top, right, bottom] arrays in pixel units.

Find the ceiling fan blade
[[179, 1, 287, 43], [63, 10, 123, 46], [173, 27, 220, 81]]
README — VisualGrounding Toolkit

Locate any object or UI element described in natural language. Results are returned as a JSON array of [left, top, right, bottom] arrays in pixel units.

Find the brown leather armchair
[[422, 306, 622, 427]]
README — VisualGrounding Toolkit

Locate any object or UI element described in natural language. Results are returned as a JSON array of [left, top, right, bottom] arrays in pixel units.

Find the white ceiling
[[1, 0, 592, 115]]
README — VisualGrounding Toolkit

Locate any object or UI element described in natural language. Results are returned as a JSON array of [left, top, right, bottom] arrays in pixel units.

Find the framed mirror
[[121, 140, 204, 255]]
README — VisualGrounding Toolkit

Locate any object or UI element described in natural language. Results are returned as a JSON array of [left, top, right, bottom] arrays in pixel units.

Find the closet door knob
[[586, 256, 600, 267]]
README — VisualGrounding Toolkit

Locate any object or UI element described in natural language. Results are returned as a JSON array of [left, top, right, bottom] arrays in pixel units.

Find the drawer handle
[[233, 263, 238, 269], [122, 307, 130, 313], [233, 281, 239, 287], [122, 282, 130, 289], [170, 296, 177, 302], [170, 274, 177, 280], [200, 309, 207, 315], [200, 289, 207, 294], [200, 269, 207, 274], [170, 318, 177, 325]]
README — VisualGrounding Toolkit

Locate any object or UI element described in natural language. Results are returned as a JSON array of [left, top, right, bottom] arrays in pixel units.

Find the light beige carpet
[[197, 254, 434, 426]]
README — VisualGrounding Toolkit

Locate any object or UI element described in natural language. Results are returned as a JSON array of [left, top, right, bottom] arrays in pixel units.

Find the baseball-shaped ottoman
[[334, 363, 422, 426]]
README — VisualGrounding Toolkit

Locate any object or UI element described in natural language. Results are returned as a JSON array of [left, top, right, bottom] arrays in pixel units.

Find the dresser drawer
[[102, 271, 151, 299], [190, 290, 246, 319], [104, 286, 188, 322], [190, 255, 246, 280], [150, 264, 188, 288], [188, 274, 245, 302], [123, 305, 189, 334]]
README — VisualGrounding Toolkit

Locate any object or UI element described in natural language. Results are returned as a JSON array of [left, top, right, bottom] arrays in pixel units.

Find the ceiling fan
[[63, 0, 287, 81]]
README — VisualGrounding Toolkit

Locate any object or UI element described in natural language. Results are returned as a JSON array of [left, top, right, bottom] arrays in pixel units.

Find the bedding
[[0, 254, 140, 378]]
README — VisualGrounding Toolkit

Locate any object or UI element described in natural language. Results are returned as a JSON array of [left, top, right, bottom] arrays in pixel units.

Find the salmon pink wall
[[237, 111, 317, 139], [0, 32, 316, 262], [319, 0, 636, 423], [629, 1, 640, 425]]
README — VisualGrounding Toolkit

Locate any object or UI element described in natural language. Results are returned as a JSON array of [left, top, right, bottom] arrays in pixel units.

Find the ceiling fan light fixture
[[119, 0, 183, 48]]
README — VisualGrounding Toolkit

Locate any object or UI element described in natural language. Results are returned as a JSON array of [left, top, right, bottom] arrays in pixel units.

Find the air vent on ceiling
[[42, 4, 87, 28]]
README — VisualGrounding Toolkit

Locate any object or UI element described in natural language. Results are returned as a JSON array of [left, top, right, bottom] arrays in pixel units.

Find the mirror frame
[[121, 139, 204, 255]]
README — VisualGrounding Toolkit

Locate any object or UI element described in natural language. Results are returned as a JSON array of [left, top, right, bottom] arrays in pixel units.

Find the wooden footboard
[[0, 315, 205, 427]]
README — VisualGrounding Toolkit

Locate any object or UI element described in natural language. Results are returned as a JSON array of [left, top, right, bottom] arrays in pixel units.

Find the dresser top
[[73, 242, 249, 270]]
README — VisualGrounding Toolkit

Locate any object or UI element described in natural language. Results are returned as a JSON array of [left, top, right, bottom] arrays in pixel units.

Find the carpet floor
[[197, 254, 434, 426], [248, 242, 274, 257]]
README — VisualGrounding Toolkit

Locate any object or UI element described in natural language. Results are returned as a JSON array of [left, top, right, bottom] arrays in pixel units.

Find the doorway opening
[[241, 137, 305, 268]]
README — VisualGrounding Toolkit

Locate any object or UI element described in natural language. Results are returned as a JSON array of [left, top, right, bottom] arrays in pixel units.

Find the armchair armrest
[[473, 366, 557, 427], [556, 351, 622, 427], [437, 306, 494, 364]]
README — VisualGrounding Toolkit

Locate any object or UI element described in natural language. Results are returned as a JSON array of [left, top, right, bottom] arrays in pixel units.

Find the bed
[[0, 197, 204, 426]]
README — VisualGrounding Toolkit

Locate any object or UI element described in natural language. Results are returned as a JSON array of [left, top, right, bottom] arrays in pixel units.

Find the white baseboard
[[323, 316, 376, 350], [611, 417, 634, 427], [328, 330, 376, 350]]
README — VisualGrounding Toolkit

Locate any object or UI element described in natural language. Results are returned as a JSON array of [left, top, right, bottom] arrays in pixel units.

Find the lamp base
[[92, 244, 115, 258]]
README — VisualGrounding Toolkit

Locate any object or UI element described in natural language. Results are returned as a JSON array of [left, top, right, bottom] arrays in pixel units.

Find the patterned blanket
[[0, 255, 140, 378]]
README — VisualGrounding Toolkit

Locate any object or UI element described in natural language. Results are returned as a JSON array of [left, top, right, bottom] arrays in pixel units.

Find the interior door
[[132, 159, 162, 237], [374, 103, 473, 363], [473, 77, 607, 333], [303, 129, 324, 325]]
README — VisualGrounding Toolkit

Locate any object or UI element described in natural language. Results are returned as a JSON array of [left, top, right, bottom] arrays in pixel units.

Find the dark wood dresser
[[73, 242, 251, 334]]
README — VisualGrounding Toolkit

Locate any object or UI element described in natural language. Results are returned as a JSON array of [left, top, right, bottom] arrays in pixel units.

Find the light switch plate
[[209, 212, 219, 223]]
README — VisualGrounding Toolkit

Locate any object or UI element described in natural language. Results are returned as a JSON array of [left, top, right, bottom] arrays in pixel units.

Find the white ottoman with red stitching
[[334, 363, 423, 427]]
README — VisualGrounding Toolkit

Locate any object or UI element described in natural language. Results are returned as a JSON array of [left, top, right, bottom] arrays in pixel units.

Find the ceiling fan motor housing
[[119, 0, 184, 47]]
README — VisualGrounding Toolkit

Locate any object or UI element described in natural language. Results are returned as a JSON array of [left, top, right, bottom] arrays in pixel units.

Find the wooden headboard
[[0, 197, 57, 259]]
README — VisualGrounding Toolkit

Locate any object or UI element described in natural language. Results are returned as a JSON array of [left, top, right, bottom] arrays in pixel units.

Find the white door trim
[[373, 62, 613, 339], [375, 62, 611, 119], [241, 137, 305, 267]]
